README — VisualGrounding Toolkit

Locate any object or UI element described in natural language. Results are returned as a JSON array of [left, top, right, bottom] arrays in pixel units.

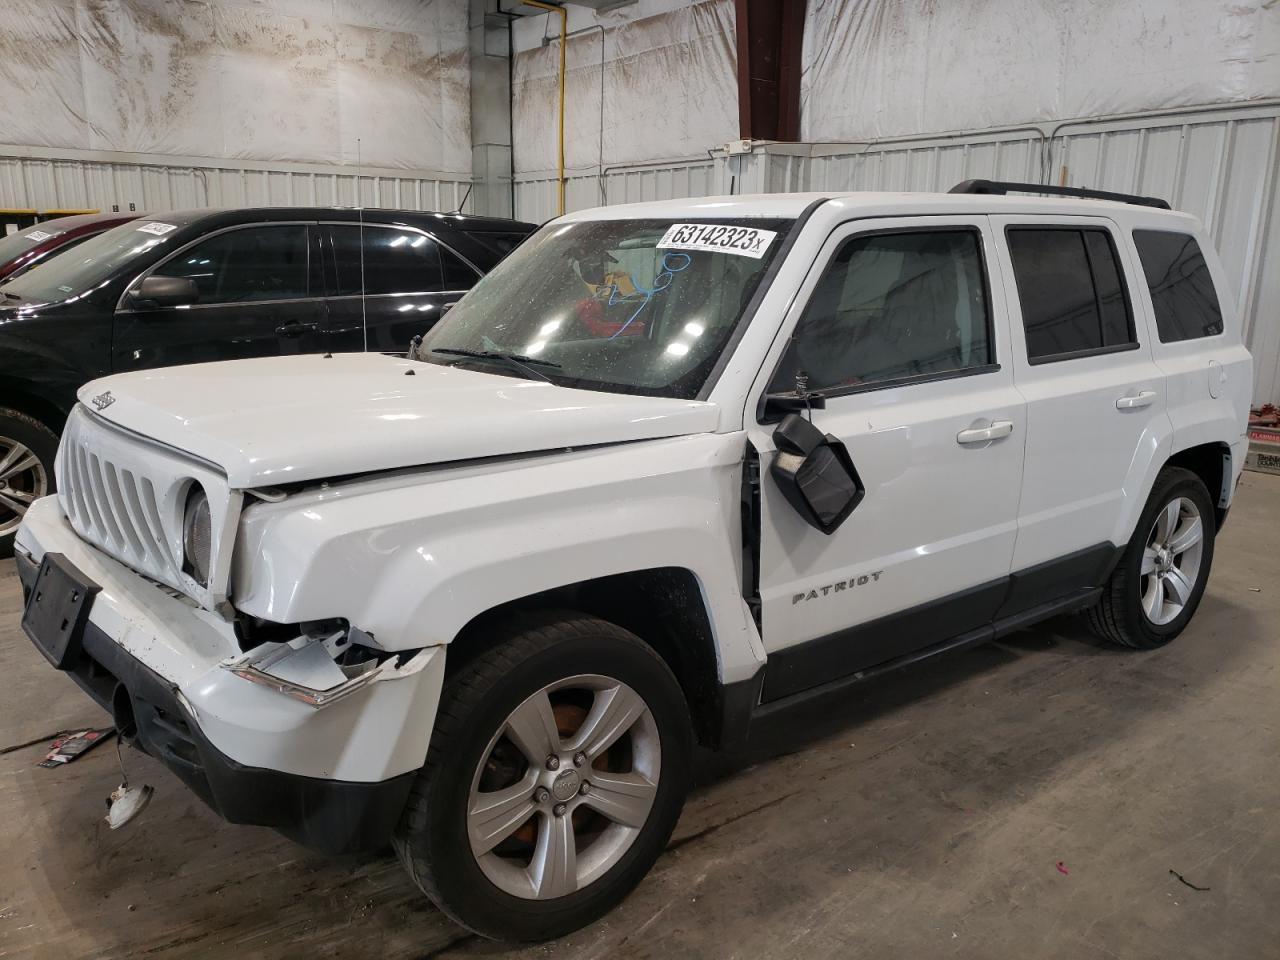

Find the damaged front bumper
[[14, 496, 446, 853], [225, 633, 434, 709]]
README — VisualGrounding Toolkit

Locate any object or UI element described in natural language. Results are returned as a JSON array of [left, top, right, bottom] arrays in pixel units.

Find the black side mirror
[[129, 275, 200, 309], [770, 413, 864, 534]]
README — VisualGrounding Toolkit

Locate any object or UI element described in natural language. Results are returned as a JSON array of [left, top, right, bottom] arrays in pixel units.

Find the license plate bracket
[[22, 553, 100, 670]]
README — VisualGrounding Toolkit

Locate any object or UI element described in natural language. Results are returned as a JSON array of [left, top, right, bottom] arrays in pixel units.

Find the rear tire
[[1085, 466, 1216, 649], [393, 612, 692, 941], [0, 409, 58, 559]]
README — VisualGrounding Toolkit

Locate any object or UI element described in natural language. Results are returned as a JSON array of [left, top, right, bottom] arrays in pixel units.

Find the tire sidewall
[[1120, 471, 1216, 645], [411, 627, 692, 940], [0, 410, 58, 557]]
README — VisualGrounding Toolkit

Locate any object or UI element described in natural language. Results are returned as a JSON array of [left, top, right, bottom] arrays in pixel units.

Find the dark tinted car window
[[153, 225, 309, 303], [770, 230, 992, 394], [330, 224, 445, 296], [1133, 230, 1224, 342], [1007, 228, 1135, 362], [466, 230, 530, 259], [440, 244, 479, 290]]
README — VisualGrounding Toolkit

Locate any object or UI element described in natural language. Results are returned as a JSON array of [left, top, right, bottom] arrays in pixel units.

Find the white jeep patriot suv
[[16, 180, 1252, 940]]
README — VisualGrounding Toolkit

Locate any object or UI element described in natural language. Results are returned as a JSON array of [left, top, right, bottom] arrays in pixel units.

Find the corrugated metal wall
[[0, 150, 474, 216], [514, 157, 722, 225], [1051, 107, 1280, 406], [514, 102, 1280, 406]]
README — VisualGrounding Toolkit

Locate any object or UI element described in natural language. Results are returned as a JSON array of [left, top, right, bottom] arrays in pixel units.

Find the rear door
[[112, 222, 326, 371], [749, 216, 1026, 700], [990, 215, 1170, 593], [321, 223, 482, 354]]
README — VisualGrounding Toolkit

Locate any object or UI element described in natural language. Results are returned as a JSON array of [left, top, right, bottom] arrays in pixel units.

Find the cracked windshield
[[415, 217, 793, 399]]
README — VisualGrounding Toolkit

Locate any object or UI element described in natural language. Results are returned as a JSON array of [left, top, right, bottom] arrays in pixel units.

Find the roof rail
[[949, 179, 1171, 210]]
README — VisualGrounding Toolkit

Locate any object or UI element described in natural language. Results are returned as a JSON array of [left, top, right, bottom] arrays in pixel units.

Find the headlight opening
[[182, 484, 213, 587]]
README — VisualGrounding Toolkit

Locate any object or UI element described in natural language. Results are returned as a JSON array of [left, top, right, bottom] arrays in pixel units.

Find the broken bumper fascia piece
[[223, 636, 435, 709]]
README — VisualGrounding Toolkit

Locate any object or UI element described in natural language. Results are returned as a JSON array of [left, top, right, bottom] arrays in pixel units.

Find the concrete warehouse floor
[[2, 474, 1279, 960]]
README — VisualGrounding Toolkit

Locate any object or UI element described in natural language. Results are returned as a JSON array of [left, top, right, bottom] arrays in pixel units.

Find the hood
[[78, 353, 721, 488]]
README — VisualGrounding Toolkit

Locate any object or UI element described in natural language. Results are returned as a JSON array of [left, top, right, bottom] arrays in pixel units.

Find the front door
[[112, 222, 326, 371], [321, 223, 481, 355], [748, 216, 1026, 701]]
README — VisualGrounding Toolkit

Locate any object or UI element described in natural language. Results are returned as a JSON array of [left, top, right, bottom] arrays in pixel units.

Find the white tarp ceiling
[[802, 0, 1280, 142], [511, 0, 737, 175], [0, 0, 471, 173]]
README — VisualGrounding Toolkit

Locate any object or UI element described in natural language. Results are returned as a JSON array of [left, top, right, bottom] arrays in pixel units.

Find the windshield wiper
[[430, 347, 562, 383]]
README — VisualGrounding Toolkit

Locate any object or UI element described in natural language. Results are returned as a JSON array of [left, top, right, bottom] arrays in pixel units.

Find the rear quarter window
[[465, 230, 531, 260], [1132, 230, 1224, 342]]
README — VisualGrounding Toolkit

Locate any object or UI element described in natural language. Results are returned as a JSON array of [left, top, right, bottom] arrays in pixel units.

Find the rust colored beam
[[734, 0, 805, 142]]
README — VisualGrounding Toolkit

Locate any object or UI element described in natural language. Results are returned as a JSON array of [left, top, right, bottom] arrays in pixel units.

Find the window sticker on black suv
[[137, 222, 177, 236], [1133, 230, 1224, 342]]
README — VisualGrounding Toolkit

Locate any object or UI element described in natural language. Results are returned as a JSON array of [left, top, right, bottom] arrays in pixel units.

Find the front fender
[[231, 433, 765, 685]]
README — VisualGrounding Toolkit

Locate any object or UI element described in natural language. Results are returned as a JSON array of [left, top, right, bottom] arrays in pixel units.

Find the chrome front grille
[[55, 404, 239, 610]]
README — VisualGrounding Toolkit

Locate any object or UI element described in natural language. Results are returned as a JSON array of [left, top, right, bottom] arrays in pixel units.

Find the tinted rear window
[[1006, 227, 1136, 362], [1132, 230, 1224, 342], [465, 230, 531, 259], [329, 224, 445, 296]]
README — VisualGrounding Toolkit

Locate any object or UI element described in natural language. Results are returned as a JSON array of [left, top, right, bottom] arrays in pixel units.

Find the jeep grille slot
[[63, 440, 174, 575]]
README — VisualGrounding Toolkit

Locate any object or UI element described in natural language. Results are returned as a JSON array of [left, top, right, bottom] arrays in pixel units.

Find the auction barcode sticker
[[137, 221, 177, 236], [657, 223, 777, 259]]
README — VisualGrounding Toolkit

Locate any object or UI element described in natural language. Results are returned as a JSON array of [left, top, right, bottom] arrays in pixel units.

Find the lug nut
[[553, 803, 567, 817], [579, 781, 591, 796], [545, 755, 560, 771], [534, 787, 550, 804], [573, 751, 587, 767]]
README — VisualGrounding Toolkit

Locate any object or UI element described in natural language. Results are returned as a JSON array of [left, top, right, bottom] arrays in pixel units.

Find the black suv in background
[[0, 207, 535, 553]]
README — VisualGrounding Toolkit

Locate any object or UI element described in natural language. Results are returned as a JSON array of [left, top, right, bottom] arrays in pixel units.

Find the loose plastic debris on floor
[[36, 728, 115, 768]]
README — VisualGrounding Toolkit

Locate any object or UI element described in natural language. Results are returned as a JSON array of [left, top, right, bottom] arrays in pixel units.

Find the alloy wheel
[[466, 674, 661, 900], [0, 437, 47, 537], [1140, 495, 1205, 626]]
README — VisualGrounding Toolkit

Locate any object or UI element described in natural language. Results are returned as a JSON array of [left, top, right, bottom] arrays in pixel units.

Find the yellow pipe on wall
[[523, 0, 567, 216]]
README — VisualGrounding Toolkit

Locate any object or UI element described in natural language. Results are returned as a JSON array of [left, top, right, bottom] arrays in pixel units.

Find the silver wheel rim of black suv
[[0, 437, 46, 537], [466, 674, 661, 900], [1141, 495, 1205, 626]]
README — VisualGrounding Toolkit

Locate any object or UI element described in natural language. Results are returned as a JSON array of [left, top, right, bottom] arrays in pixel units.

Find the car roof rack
[[949, 179, 1171, 210]]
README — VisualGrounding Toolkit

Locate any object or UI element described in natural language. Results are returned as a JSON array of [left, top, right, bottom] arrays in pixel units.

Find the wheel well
[[447, 568, 727, 749], [0, 380, 69, 436], [1166, 441, 1230, 528]]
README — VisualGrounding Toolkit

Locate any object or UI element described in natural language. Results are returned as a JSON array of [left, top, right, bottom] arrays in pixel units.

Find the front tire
[[393, 612, 692, 941], [1085, 466, 1216, 649], [0, 409, 58, 559]]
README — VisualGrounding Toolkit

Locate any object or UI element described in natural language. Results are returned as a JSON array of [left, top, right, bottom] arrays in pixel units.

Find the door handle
[[1116, 390, 1157, 410], [956, 420, 1014, 445], [275, 320, 319, 337]]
